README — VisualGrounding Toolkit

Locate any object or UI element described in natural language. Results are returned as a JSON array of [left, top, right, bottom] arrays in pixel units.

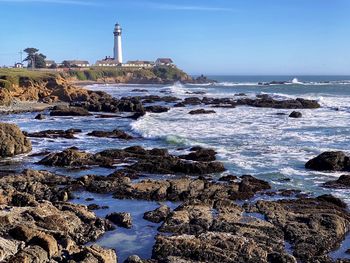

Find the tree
[[49, 63, 57, 69], [61, 60, 71, 68], [23, 48, 47, 69]]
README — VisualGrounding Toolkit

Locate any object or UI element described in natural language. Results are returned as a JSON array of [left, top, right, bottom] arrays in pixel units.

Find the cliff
[[0, 69, 105, 106]]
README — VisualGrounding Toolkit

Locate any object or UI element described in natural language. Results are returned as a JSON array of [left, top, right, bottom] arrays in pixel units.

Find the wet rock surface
[[289, 111, 302, 118], [39, 146, 226, 175], [305, 151, 350, 171], [87, 129, 134, 140], [324, 175, 350, 188], [112, 175, 271, 202], [188, 109, 216, 115], [24, 128, 82, 139], [0, 123, 32, 157]]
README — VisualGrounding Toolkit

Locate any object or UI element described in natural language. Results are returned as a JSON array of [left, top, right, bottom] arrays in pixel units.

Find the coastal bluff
[[0, 67, 210, 107]]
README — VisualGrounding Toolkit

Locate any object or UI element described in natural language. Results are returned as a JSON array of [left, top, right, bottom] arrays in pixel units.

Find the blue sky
[[0, 0, 349, 75]]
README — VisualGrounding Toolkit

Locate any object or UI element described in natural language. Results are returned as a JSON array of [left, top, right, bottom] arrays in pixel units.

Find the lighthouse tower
[[113, 23, 123, 64]]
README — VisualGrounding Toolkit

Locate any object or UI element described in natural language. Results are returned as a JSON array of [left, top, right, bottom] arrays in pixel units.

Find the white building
[[122, 60, 154, 68], [156, 58, 174, 66], [45, 60, 55, 68], [95, 57, 119, 67], [14, 62, 24, 68], [64, 60, 90, 68], [114, 23, 123, 64]]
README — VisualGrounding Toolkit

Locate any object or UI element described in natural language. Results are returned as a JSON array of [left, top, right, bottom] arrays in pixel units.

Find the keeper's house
[[121, 60, 154, 68], [65, 60, 90, 68], [155, 58, 174, 66]]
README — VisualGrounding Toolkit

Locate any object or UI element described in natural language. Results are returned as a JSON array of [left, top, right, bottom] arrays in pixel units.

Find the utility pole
[[19, 50, 23, 63]]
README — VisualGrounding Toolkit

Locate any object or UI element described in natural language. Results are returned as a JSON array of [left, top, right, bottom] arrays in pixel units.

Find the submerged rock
[[0, 123, 32, 157], [305, 151, 350, 171], [188, 109, 216, 115], [289, 111, 302, 118]]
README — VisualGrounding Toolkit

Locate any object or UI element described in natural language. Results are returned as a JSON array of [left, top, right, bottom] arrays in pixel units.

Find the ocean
[[2, 75, 350, 261]]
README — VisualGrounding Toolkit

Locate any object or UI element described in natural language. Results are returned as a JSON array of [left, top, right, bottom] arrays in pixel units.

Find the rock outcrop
[[0, 123, 32, 157], [39, 146, 226, 175], [305, 151, 350, 171]]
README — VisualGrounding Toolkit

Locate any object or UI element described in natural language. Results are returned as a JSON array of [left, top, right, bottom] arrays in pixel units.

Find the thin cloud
[[147, 3, 233, 12], [0, 0, 99, 6]]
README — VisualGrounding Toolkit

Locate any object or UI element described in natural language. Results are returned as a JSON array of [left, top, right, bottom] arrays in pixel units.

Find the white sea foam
[[214, 82, 259, 87]]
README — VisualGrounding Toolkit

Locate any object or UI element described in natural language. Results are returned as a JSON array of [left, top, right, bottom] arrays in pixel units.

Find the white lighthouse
[[113, 23, 123, 64]]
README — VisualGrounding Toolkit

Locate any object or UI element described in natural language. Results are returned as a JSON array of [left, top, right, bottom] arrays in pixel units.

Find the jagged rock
[[8, 245, 49, 263], [0, 123, 32, 157], [87, 129, 133, 140], [70, 244, 117, 263], [153, 232, 295, 263], [143, 205, 170, 223], [305, 151, 350, 171], [188, 109, 216, 115], [250, 195, 350, 262], [159, 203, 213, 234], [0, 237, 24, 261], [113, 176, 270, 202], [289, 111, 302, 118], [106, 212, 132, 228], [38, 148, 111, 167]]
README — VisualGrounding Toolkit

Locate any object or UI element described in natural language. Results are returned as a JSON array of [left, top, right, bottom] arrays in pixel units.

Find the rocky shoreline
[[0, 76, 350, 262]]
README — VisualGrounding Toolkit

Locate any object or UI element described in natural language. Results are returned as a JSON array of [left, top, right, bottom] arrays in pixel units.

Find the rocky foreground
[[1, 73, 350, 262], [0, 124, 350, 262]]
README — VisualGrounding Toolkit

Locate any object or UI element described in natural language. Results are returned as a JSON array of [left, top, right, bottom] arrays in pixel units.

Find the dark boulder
[[305, 151, 350, 171], [179, 148, 217, 162], [34, 114, 45, 120], [289, 111, 302, 118], [183, 97, 202, 105], [106, 212, 132, 228]]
